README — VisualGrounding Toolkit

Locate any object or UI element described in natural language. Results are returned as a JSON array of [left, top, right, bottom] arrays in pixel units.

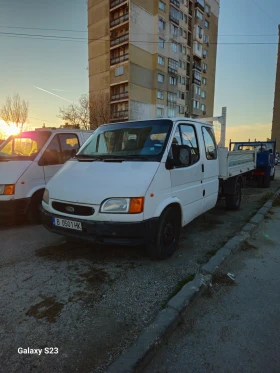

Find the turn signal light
[[129, 197, 144, 214], [4, 185, 15, 195]]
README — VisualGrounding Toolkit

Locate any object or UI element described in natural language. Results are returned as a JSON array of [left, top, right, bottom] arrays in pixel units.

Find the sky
[[0, 0, 279, 142]]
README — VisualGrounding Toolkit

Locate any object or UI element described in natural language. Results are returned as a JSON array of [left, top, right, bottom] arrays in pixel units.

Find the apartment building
[[272, 25, 280, 147], [88, 0, 220, 123]]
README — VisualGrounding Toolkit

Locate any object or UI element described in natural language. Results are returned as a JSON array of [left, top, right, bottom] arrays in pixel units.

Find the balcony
[[193, 62, 202, 71], [169, 14, 179, 25], [192, 107, 201, 116], [110, 33, 129, 47], [170, 0, 180, 9], [195, 1, 204, 11], [110, 13, 129, 28], [167, 101, 177, 108], [168, 66, 178, 75], [111, 110, 129, 120], [110, 0, 127, 10], [111, 92, 129, 102], [110, 53, 129, 65], [193, 77, 201, 86]]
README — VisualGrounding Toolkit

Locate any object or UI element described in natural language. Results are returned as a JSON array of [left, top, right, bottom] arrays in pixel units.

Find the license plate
[[52, 217, 82, 231]]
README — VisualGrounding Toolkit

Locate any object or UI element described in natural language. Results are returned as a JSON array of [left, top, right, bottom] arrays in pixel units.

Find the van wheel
[[27, 191, 44, 225], [226, 180, 242, 210], [147, 207, 180, 260]]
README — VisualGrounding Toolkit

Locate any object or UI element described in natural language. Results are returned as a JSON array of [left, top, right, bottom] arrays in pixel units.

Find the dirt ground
[[0, 168, 279, 373]]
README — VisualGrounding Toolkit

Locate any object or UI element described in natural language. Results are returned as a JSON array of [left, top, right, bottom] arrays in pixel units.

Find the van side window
[[42, 135, 61, 165], [202, 127, 217, 160], [180, 125, 200, 165], [169, 127, 182, 162], [59, 134, 80, 163]]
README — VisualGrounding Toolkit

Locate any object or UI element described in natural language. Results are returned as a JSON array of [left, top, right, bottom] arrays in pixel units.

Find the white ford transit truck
[[41, 115, 256, 259]]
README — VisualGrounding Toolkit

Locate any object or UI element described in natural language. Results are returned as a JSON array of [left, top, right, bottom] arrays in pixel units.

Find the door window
[[40, 133, 80, 165], [202, 126, 217, 160], [180, 125, 200, 164]]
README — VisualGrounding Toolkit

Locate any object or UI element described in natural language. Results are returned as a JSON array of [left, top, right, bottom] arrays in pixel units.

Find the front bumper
[[0, 198, 30, 222], [41, 207, 159, 246]]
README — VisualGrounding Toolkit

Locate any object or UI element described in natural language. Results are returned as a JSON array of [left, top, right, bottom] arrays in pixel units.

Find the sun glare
[[0, 120, 20, 138]]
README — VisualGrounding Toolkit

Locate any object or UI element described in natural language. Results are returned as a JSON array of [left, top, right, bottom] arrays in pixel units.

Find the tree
[[58, 93, 110, 130], [1, 94, 29, 131]]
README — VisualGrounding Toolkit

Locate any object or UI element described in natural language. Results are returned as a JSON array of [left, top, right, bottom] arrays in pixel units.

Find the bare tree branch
[[0, 94, 29, 131], [58, 93, 110, 130]]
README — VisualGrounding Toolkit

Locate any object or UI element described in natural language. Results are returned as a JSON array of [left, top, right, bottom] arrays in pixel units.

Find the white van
[[41, 118, 255, 259], [0, 129, 93, 223]]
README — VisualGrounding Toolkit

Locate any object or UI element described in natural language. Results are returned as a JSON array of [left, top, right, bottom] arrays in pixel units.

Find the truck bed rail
[[218, 148, 256, 180]]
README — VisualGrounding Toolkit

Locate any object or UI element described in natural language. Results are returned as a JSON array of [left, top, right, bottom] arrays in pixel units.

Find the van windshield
[[0, 131, 51, 160], [76, 120, 172, 161]]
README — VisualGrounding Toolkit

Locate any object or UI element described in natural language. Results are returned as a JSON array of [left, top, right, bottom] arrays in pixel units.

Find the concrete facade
[[88, 0, 220, 123], [272, 25, 280, 149]]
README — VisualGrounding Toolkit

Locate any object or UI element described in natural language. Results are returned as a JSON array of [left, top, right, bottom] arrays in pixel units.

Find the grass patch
[[162, 273, 195, 309], [206, 248, 219, 257], [260, 192, 274, 205], [273, 196, 280, 207]]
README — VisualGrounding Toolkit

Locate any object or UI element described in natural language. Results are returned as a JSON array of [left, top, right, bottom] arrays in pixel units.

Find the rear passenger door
[[39, 133, 80, 184], [170, 123, 203, 226], [201, 126, 219, 212]]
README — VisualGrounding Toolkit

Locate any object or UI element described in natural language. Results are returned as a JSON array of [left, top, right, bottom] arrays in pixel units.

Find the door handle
[[202, 164, 204, 173]]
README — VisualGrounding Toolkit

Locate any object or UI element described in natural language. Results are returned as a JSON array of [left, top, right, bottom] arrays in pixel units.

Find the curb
[[107, 189, 280, 373]]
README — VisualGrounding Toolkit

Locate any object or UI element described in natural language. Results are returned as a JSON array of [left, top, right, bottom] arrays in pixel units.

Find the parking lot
[[1, 168, 280, 373]]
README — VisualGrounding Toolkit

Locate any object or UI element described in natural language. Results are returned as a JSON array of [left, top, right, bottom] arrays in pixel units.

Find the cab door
[[200, 126, 219, 213], [169, 122, 204, 226], [39, 133, 80, 184]]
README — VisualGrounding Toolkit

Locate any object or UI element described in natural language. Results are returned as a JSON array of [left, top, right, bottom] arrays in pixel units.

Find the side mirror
[[179, 145, 191, 166], [166, 145, 191, 169]]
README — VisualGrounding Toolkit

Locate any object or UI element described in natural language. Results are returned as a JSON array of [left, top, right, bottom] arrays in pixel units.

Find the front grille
[[52, 202, 94, 216]]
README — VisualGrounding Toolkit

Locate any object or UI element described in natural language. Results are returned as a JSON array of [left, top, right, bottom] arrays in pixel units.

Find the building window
[[197, 43, 202, 51], [202, 63, 207, 71], [193, 100, 200, 109], [171, 24, 178, 36], [194, 85, 201, 95], [197, 0, 205, 6], [159, 18, 166, 30], [159, 0, 166, 11], [168, 108, 176, 117], [179, 27, 183, 36], [169, 76, 177, 85], [204, 34, 209, 43], [194, 71, 201, 81], [201, 104, 206, 111], [182, 76, 185, 85], [203, 49, 208, 57], [205, 20, 210, 28], [157, 90, 164, 100], [198, 26, 203, 38], [169, 58, 178, 70], [184, 14, 188, 23], [115, 66, 124, 76], [205, 4, 210, 14], [170, 6, 180, 22], [180, 91, 185, 100], [196, 9, 203, 20], [158, 55, 165, 65], [157, 107, 164, 117], [179, 11, 183, 20], [182, 46, 186, 55], [202, 77, 207, 85], [159, 38, 165, 48], [158, 73, 164, 83], [178, 75, 182, 84], [168, 92, 177, 102], [183, 30, 188, 39], [201, 91, 206, 98], [171, 42, 178, 52], [179, 106, 185, 114]]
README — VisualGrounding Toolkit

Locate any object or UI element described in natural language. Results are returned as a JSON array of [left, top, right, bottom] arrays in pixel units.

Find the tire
[[225, 179, 242, 210], [264, 175, 271, 188], [27, 191, 44, 224], [146, 206, 181, 260]]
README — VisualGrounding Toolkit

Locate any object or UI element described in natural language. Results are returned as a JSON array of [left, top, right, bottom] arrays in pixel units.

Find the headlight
[[100, 197, 144, 214], [0, 184, 15, 195], [42, 189, 49, 204]]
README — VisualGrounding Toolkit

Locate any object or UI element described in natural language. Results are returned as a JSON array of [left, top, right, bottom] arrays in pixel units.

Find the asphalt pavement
[[145, 205, 280, 373]]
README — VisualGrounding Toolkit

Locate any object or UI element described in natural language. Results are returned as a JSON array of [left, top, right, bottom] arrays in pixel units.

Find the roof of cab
[[99, 117, 213, 128]]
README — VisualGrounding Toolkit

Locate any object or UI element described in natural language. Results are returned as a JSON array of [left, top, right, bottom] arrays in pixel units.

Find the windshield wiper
[[75, 154, 102, 161]]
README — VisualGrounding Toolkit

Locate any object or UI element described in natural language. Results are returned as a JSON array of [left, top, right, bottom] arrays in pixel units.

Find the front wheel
[[225, 180, 242, 210], [27, 191, 44, 224], [146, 207, 181, 260]]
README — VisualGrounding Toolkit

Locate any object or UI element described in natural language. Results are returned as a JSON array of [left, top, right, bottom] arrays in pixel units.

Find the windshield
[[0, 131, 51, 160], [77, 120, 172, 161]]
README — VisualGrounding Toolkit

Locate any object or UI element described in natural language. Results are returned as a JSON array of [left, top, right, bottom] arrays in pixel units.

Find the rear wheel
[[27, 190, 44, 224], [146, 206, 181, 260], [270, 169, 275, 181], [225, 179, 242, 210]]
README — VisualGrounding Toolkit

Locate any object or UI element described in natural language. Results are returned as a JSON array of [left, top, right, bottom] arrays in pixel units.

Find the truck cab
[[0, 129, 94, 223]]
